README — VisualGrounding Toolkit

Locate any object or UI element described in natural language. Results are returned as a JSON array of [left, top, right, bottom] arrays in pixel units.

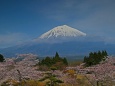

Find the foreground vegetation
[[0, 51, 115, 86]]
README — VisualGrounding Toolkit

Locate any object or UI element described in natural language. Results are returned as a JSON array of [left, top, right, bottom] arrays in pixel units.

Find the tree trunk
[[96, 81, 99, 86]]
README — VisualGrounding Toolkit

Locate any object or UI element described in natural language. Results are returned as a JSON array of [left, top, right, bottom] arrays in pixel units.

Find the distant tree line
[[39, 52, 68, 70], [83, 50, 108, 67]]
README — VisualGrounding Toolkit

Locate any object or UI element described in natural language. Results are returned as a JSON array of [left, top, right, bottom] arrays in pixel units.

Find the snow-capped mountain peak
[[39, 25, 86, 39]]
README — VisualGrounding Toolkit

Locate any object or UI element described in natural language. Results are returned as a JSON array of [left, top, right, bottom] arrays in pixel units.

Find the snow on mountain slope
[[39, 25, 86, 39]]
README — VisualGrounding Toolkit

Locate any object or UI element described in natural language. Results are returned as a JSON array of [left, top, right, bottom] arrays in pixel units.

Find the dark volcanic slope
[[1, 41, 115, 58]]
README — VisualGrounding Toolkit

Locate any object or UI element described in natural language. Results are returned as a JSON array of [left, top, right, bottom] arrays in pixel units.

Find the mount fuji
[[0, 25, 115, 57], [34, 25, 86, 43], [39, 25, 86, 39]]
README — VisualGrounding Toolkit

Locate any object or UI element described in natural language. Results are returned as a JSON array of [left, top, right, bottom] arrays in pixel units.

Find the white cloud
[[0, 33, 30, 48]]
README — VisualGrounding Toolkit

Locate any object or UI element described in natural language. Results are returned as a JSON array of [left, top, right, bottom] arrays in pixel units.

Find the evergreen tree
[[0, 54, 5, 62], [83, 56, 87, 63], [39, 71, 63, 86], [53, 52, 61, 62], [44, 57, 53, 67], [63, 58, 68, 65], [39, 52, 68, 70], [104, 50, 108, 56], [89, 52, 93, 58], [55, 52, 59, 58], [83, 50, 108, 67]]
